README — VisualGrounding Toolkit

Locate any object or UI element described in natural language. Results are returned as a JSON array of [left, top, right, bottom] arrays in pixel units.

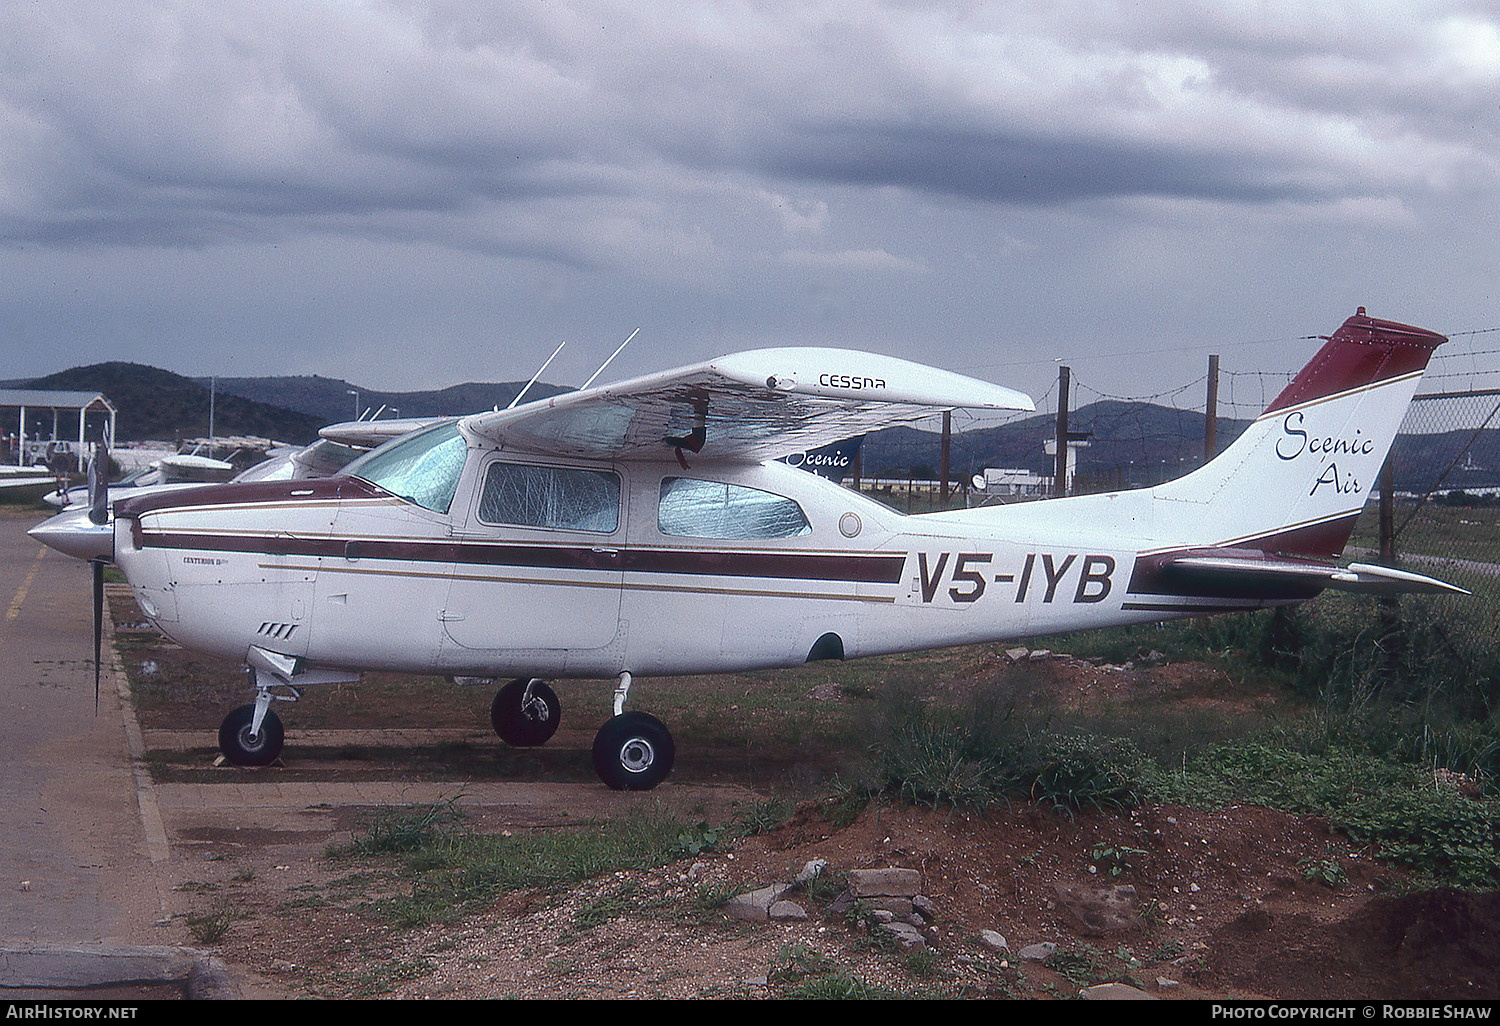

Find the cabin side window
[[478, 463, 621, 533], [658, 478, 811, 540]]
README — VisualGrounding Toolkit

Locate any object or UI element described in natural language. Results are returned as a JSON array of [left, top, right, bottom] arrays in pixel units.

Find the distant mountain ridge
[[11, 363, 1500, 496], [14, 363, 328, 444], [200, 374, 571, 424], [6, 363, 564, 444]]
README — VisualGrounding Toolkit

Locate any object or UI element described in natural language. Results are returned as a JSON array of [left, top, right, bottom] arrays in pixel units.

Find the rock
[[879, 922, 926, 950], [913, 894, 938, 919], [1004, 647, 1030, 663], [867, 897, 913, 916], [978, 930, 1009, 953], [1055, 883, 1144, 936], [187, 958, 240, 1001], [827, 890, 854, 915], [1027, 649, 1053, 660], [1081, 983, 1157, 1000], [1018, 942, 1056, 960], [794, 859, 828, 884], [847, 868, 921, 898], [726, 883, 796, 921], [1156, 977, 1181, 990], [769, 900, 809, 921]]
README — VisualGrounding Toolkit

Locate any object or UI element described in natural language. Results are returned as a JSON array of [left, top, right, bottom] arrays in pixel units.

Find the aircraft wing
[[460, 348, 1034, 463], [1143, 549, 1469, 598], [318, 417, 451, 448], [0, 473, 53, 491]]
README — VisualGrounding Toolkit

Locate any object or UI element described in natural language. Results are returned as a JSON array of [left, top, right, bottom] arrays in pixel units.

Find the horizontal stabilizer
[[1333, 562, 1470, 596], [1156, 550, 1468, 599]]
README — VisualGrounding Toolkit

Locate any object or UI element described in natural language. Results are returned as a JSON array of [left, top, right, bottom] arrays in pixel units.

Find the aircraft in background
[[29, 310, 1464, 790], [0, 465, 56, 494]]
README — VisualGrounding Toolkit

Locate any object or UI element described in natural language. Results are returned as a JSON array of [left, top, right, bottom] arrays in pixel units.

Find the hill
[[15, 364, 1500, 496], [202, 375, 570, 424], [17, 363, 328, 444], [862, 400, 1255, 489]]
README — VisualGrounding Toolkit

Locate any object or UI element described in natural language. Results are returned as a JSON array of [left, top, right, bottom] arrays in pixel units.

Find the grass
[[331, 802, 797, 929], [114, 557, 1500, 901]]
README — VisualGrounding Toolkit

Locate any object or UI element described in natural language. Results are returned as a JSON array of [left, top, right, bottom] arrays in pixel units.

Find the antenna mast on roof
[[507, 340, 567, 411], [580, 328, 640, 391]]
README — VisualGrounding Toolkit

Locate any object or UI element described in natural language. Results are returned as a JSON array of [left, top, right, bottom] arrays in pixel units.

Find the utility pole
[[1204, 354, 1219, 462], [1380, 458, 1396, 564], [940, 411, 951, 502], [1054, 365, 1070, 497]]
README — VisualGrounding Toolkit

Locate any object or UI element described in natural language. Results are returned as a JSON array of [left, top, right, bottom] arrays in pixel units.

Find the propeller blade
[[92, 558, 103, 715], [87, 441, 108, 526]]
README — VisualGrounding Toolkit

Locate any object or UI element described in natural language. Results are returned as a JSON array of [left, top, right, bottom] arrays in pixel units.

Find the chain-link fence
[[1364, 389, 1500, 610], [842, 339, 1500, 623]]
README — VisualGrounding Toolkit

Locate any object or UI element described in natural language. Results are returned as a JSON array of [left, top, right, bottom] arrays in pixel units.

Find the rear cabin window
[[478, 463, 621, 533], [658, 478, 811, 540]]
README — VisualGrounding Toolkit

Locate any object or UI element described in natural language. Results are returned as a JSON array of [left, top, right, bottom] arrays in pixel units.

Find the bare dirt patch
[[108, 589, 1498, 1000], [179, 794, 1500, 1000]]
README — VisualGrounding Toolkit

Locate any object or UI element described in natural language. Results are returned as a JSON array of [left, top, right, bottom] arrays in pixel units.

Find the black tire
[[592, 712, 674, 791], [218, 704, 284, 767], [490, 678, 561, 747]]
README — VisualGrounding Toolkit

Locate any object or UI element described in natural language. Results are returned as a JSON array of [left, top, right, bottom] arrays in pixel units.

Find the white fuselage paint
[[109, 372, 1414, 682]]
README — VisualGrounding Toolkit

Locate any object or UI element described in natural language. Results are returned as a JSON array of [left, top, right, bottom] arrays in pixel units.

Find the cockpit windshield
[[342, 420, 468, 513]]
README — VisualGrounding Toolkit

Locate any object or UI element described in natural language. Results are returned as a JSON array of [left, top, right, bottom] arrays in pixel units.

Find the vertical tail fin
[[1151, 309, 1446, 558]]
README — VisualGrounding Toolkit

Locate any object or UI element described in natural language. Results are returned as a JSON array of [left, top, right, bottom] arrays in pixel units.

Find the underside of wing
[[319, 417, 452, 448], [459, 348, 1034, 462], [1132, 547, 1468, 601]]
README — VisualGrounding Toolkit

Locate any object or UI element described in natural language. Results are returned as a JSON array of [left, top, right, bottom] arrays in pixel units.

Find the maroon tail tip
[[1264, 310, 1447, 415]]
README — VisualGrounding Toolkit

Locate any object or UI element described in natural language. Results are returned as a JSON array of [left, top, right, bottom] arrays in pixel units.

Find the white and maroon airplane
[[29, 309, 1464, 789]]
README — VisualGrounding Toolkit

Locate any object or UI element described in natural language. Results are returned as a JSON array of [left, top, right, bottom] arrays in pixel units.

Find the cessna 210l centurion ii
[[30, 309, 1466, 790]]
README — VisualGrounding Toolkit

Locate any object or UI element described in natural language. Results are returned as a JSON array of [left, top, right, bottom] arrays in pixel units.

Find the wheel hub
[[619, 737, 655, 773]]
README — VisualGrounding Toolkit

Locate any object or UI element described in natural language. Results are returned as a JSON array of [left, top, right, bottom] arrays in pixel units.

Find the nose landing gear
[[490, 677, 561, 747]]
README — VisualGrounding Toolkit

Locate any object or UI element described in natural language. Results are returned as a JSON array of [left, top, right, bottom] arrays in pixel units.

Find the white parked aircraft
[[29, 310, 1465, 789]]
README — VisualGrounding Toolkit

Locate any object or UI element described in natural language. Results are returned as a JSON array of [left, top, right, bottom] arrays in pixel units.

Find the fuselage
[[106, 430, 1282, 681]]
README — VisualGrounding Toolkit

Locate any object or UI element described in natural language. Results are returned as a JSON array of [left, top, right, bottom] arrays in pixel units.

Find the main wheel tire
[[491, 678, 561, 747], [592, 712, 674, 791], [218, 705, 284, 767]]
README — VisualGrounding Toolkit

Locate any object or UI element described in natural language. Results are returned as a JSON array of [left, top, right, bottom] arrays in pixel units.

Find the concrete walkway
[[0, 510, 168, 947], [0, 509, 763, 996]]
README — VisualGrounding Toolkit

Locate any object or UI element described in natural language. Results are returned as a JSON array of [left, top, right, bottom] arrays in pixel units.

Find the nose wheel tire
[[491, 678, 561, 747], [218, 705, 285, 767], [592, 712, 674, 791]]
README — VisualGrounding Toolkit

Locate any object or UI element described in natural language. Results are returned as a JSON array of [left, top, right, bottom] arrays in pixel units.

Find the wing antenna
[[580, 328, 640, 391], [507, 340, 567, 411]]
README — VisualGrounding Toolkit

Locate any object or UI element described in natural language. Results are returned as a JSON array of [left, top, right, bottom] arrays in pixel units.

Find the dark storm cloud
[[0, 1, 1495, 394], [3, 1, 1485, 255], [773, 124, 1323, 205]]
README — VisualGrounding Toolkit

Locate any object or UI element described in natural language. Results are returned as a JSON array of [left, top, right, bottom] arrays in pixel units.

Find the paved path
[[0, 509, 166, 945], [0, 508, 764, 992]]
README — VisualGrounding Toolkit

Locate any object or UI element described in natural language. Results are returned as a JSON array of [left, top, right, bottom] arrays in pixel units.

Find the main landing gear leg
[[218, 669, 296, 767], [592, 671, 675, 791]]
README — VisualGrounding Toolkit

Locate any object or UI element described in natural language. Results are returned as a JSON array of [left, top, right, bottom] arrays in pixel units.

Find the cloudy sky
[[3, 0, 1498, 405]]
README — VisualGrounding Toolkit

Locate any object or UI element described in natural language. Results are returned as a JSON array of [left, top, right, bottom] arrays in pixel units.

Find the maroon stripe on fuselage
[[139, 530, 907, 585], [1263, 311, 1446, 415], [1126, 548, 1326, 601], [115, 477, 386, 519], [1238, 512, 1362, 559]]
